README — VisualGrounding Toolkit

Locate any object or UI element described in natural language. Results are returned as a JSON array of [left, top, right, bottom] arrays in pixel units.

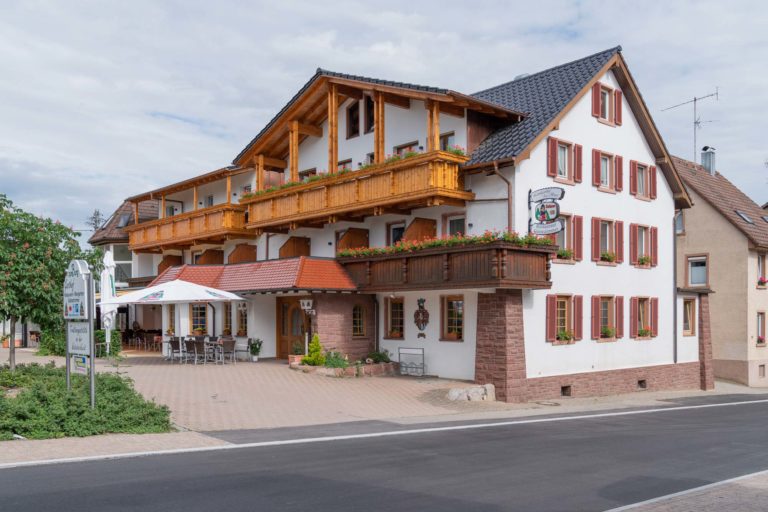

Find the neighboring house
[[675, 150, 768, 386], [89, 200, 161, 333], [121, 46, 713, 402]]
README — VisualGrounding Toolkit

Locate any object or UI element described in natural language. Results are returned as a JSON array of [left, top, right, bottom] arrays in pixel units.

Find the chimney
[[701, 146, 716, 175]]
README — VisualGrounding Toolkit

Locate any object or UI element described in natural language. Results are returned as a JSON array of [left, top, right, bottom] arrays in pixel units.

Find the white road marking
[[1, 398, 768, 470], [605, 467, 768, 511]]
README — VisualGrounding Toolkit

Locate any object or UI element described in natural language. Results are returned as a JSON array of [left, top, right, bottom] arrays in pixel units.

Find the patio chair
[[168, 337, 182, 363], [235, 338, 252, 361], [187, 340, 207, 365], [181, 338, 196, 364], [218, 338, 237, 365]]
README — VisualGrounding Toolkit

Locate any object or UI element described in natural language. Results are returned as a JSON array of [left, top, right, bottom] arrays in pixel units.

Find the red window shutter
[[650, 227, 658, 267], [614, 90, 623, 125], [546, 295, 557, 342], [574, 144, 583, 183], [591, 83, 601, 117], [629, 224, 638, 265], [629, 161, 637, 196], [615, 296, 624, 338], [591, 296, 600, 339], [547, 137, 558, 177], [650, 166, 657, 199], [572, 215, 583, 261], [615, 221, 624, 264], [651, 297, 659, 337], [591, 217, 600, 261], [573, 295, 583, 340], [592, 149, 601, 187], [630, 297, 639, 338], [615, 155, 623, 191]]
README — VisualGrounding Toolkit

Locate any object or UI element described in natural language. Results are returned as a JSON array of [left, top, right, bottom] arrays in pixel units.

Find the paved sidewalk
[[623, 471, 768, 511]]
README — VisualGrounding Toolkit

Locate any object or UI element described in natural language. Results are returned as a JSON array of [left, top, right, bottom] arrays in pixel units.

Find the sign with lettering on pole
[[63, 260, 89, 320], [67, 322, 91, 356], [528, 187, 565, 236], [63, 259, 96, 409]]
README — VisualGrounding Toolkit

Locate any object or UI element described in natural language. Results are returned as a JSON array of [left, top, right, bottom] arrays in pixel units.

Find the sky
[[1, 0, 766, 240]]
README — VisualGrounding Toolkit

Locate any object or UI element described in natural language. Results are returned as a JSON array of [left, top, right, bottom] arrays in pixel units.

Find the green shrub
[[301, 334, 325, 366], [324, 351, 348, 368], [0, 363, 170, 440], [37, 326, 66, 356], [94, 330, 122, 357], [366, 350, 391, 363]]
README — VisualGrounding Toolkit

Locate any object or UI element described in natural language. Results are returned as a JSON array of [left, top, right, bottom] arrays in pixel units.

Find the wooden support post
[[193, 186, 198, 210], [289, 120, 299, 183], [133, 202, 139, 224], [226, 175, 232, 204], [426, 100, 440, 152], [374, 91, 385, 164], [255, 154, 265, 191], [328, 84, 338, 173], [160, 195, 165, 219]]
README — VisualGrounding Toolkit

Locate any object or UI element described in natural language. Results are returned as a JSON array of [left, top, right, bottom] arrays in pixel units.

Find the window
[[631, 297, 658, 338], [117, 214, 130, 228], [192, 251, 202, 264], [600, 155, 611, 188], [439, 132, 455, 151], [441, 295, 464, 341], [600, 221, 612, 254], [237, 302, 248, 335], [205, 195, 214, 208], [763, 216, 768, 224], [167, 304, 175, 335], [687, 256, 708, 286], [364, 95, 375, 134], [242, 184, 252, 194], [636, 165, 647, 197], [592, 295, 623, 340], [600, 297, 614, 337], [299, 168, 317, 181], [758, 312, 766, 345], [352, 304, 365, 337], [190, 304, 207, 333], [592, 217, 623, 263], [547, 137, 582, 183], [631, 224, 657, 267], [600, 88, 611, 120], [637, 226, 648, 259], [346, 101, 360, 138], [387, 221, 405, 245], [630, 161, 655, 199], [683, 299, 695, 336], [736, 210, 754, 224], [385, 297, 404, 338], [759, 253, 766, 285], [113, 244, 131, 262], [165, 205, 175, 218], [546, 294, 582, 342], [445, 215, 465, 236], [555, 215, 569, 250], [337, 159, 352, 171], [557, 143, 569, 178], [394, 141, 419, 156], [556, 296, 570, 334], [366, 152, 375, 165], [223, 303, 232, 334], [553, 215, 583, 262], [637, 298, 650, 335], [675, 211, 685, 234], [592, 150, 621, 191], [592, 83, 622, 125]]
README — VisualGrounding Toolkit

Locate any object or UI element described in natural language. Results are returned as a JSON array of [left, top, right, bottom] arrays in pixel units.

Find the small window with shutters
[[591, 217, 623, 264], [591, 83, 622, 126], [630, 296, 658, 339], [553, 214, 584, 262], [546, 294, 583, 344], [630, 161, 657, 200], [630, 224, 658, 267], [547, 137, 582, 184], [591, 150, 623, 192], [590, 295, 623, 340]]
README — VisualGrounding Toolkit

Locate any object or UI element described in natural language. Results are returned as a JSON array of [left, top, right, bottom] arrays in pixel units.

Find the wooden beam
[[328, 83, 339, 173], [193, 186, 198, 210], [296, 122, 322, 137], [133, 202, 139, 225], [380, 92, 410, 109], [438, 102, 465, 118], [426, 99, 440, 151], [255, 154, 265, 191], [335, 84, 364, 100], [289, 120, 299, 182], [374, 91, 385, 164], [263, 156, 287, 169], [226, 176, 232, 204], [160, 195, 166, 219]]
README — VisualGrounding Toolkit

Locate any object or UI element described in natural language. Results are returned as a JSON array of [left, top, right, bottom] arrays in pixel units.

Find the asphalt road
[[2, 400, 768, 511]]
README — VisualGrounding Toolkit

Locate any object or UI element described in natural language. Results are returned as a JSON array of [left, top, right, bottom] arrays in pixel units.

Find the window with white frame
[[688, 256, 708, 286], [600, 220, 613, 254], [600, 88, 611, 120], [600, 155, 611, 188], [557, 143, 569, 178], [683, 299, 695, 336], [636, 164, 647, 197]]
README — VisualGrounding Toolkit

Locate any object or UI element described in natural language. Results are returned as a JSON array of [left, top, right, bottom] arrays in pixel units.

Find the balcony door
[[276, 296, 310, 359]]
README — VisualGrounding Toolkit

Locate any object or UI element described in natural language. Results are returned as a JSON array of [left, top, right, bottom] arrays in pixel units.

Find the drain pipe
[[488, 161, 514, 232], [672, 215, 678, 364]]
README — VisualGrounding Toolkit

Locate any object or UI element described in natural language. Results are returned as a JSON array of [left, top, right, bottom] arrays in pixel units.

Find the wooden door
[[276, 296, 310, 358]]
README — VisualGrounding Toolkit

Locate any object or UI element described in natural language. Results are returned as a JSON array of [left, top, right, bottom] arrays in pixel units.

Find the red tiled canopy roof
[[150, 257, 357, 293]]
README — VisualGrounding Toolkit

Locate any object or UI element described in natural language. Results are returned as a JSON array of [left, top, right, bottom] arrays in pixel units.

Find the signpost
[[63, 260, 96, 408], [528, 187, 566, 237]]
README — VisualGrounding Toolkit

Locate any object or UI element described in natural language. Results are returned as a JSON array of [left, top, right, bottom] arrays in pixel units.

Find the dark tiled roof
[[150, 257, 357, 293], [88, 200, 158, 245], [674, 156, 768, 250], [467, 46, 621, 165]]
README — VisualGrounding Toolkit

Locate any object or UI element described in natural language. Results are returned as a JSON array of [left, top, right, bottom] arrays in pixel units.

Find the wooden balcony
[[241, 151, 473, 230], [125, 204, 254, 252], [338, 242, 556, 292]]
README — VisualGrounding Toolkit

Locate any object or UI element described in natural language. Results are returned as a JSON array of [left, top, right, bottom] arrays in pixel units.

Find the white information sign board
[[63, 260, 90, 320], [67, 322, 91, 356]]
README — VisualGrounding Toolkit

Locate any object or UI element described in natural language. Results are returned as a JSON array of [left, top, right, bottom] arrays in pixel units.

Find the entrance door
[[276, 297, 310, 359]]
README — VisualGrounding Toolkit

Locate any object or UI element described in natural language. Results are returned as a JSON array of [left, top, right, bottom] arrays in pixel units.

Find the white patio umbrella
[[99, 250, 118, 356], [99, 279, 243, 305]]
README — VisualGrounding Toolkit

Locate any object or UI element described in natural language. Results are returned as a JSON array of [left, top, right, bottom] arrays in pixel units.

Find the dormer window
[[736, 210, 754, 224]]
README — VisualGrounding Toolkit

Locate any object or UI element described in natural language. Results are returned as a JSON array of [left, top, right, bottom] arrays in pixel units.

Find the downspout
[[672, 215, 678, 364], [208, 302, 216, 336], [374, 298, 380, 353], [489, 161, 514, 232]]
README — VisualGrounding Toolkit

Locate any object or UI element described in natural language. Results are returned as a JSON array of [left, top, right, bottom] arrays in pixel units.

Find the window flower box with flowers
[[556, 248, 574, 260], [758, 336, 766, 346], [637, 327, 652, 338], [637, 255, 652, 267], [445, 145, 466, 157], [600, 252, 617, 263], [758, 277, 767, 288], [600, 326, 615, 339], [555, 330, 575, 345]]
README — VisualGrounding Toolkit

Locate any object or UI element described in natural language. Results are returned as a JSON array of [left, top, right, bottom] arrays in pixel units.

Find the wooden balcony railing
[[338, 242, 556, 292], [125, 204, 253, 251], [240, 150, 473, 230]]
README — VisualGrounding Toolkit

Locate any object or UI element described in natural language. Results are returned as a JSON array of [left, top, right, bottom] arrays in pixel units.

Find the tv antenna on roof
[[661, 88, 719, 163]]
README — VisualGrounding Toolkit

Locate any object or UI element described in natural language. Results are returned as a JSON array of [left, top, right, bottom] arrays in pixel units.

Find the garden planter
[[251, 355, 259, 362], [2, 339, 21, 348], [288, 354, 304, 365]]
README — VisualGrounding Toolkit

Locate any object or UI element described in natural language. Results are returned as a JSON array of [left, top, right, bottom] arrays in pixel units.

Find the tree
[[0, 194, 102, 370], [85, 209, 106, 232]]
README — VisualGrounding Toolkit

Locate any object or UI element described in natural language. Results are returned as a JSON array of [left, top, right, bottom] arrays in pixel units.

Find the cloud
[[1, 0, 766, 232]]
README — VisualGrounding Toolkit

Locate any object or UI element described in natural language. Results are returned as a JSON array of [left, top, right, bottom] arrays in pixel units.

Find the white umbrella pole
[[105, 327, 111, 356]]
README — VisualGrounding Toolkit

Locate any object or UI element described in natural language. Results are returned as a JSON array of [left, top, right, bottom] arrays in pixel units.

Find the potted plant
[[193, 328, 204, 336], [637, 255, 652, 266], [236, 329, 247, 337], [556, 330, 573, 342], [600, 252, 616, 263], [165, 328, 175, 336], [249, 338, 263, 362], [222, 328, 231, 336], [388, 330, 402, 339], [638, 327, 652, 338], [556, 248, 573, 260], [288, 340, 305, 365], [601, 326, 615, 339]]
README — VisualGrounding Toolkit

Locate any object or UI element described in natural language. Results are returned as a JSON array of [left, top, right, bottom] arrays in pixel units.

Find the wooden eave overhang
[[126, 166, 247, 203], [460, 53, 693, 210], [232, 71, 526, 169]]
